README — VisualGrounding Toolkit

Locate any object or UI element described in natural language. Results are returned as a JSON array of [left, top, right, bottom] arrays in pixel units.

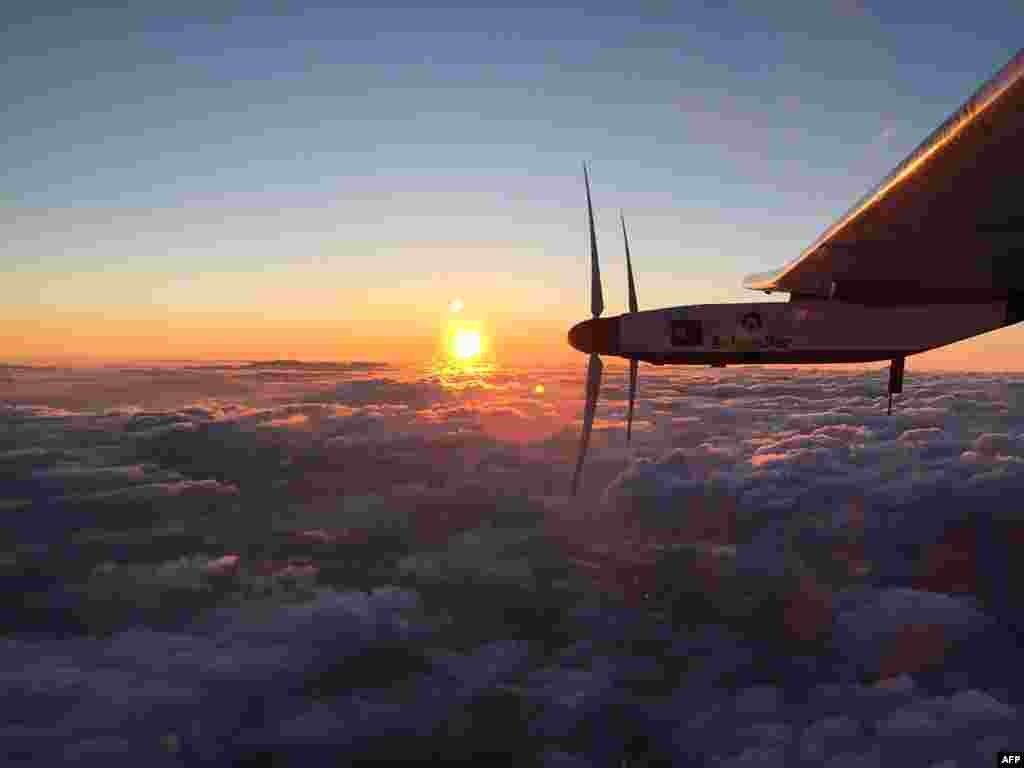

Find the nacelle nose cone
[[568, 321, 589, 352], [568, 317, 620, 355]]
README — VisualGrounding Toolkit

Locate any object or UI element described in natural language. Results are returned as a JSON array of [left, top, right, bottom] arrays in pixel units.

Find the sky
[[3, 360, 1024, 762], [2, 2, 1023, 366]]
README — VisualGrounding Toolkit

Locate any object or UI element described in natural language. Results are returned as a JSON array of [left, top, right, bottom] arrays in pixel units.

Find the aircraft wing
[[743, 49, 1024, 305]]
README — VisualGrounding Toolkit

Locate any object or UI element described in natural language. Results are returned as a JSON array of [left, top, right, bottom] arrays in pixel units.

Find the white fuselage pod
[[617, 300, 1009, 365]]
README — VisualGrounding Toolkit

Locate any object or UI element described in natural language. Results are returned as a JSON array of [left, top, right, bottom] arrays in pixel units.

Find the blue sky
[[1, 2, 1021, 362]]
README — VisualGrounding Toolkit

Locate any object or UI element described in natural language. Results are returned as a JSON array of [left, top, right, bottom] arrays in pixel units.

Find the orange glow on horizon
[[4, 302, 1024, 371]]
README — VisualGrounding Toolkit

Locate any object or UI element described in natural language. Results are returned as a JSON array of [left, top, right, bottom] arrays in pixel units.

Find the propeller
[[570, 352, 604, 496], [585, 163, 604, 318], [569, 167, 645, 496], [621, 210, 639, 443], [622, 211, 638, 314], [570, 162, 606, 497]]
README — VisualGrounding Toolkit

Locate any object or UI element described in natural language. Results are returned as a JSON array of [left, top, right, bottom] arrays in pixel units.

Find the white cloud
[[3, 363, 1024, 762]]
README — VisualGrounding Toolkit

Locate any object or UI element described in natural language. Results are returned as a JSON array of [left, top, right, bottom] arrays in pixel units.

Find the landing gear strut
[[887, 356, 904, 416]]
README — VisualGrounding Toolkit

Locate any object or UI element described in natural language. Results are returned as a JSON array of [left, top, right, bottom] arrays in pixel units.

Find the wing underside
[[744, 49, 1024, 305]]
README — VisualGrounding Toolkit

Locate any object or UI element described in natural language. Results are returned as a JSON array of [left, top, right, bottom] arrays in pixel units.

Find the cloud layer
[[2, 360, 1023, 764]]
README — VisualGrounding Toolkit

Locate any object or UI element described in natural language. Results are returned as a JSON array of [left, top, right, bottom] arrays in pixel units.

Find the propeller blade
[[583, 162, 604, 318], [570, 352, 604, 497], [626, 358, 638, 443], [621, 210, 638, 313]]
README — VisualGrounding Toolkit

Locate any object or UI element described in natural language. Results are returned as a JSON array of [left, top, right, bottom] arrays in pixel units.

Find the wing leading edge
[[744, 49, 1024, 305]]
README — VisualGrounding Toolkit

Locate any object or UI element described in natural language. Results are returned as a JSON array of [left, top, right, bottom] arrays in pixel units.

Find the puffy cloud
[[3, 363, 1024, 762], [306, 377, 447, 409], [73, 477, 240, 503], [833, 588, 992, 678], [971, 431, 1024, 457], [257, 412, 311, 429]]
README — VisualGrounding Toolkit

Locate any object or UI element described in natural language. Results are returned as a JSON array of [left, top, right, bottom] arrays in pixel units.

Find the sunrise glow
[[452, 329, 482, 360]]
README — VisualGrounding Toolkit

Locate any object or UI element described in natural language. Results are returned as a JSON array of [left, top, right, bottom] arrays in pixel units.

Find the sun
[[452, 329, 482, 360]]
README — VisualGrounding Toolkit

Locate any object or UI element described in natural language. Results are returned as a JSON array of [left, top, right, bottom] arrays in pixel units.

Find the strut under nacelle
[[888, 355, 905, 416]]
